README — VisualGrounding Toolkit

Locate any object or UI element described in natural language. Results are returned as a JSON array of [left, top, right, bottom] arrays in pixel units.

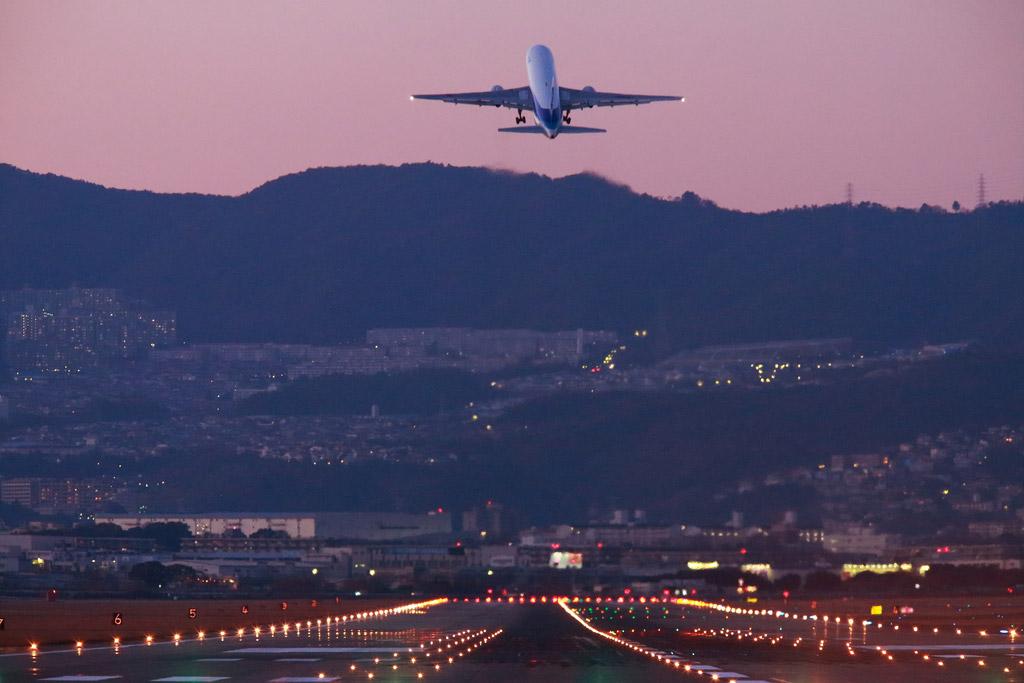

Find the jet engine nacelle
[[582, 85, 596, 92], [491, 85, 504, 92]]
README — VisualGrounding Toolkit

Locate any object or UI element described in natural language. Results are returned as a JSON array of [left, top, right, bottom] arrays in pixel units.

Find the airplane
[[412, 44, 683, 138]]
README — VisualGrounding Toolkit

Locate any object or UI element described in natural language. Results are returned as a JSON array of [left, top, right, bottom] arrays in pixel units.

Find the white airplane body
[[413, 44, 683, 138]]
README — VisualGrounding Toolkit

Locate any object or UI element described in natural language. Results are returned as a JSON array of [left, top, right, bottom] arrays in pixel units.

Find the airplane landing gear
[[515, 110, 526, 124], [562, 111, 572, 125]]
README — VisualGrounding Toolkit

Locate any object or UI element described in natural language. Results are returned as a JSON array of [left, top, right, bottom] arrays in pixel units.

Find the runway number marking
[[188, 608, 198, 619], [111, 612, 123, 626]]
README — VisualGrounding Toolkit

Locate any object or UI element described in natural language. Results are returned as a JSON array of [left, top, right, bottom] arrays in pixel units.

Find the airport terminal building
[[95, 511, 452, 541]]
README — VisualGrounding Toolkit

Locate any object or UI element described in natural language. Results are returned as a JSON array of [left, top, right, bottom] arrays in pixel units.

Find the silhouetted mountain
[[2, 162, 1022, 348]]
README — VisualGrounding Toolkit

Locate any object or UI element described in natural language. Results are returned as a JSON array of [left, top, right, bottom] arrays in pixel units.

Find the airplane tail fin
[[497, 126, 606, 134]]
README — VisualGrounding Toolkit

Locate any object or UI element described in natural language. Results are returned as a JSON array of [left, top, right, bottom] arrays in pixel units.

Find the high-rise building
[[462, 501, 515, 540], [0, 478, 41, 508], [0, 287, 176, 374]]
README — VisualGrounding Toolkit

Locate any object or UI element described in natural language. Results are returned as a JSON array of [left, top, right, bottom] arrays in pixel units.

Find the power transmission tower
[[977, 174, 986, 207], [845, 182, 853, 205]]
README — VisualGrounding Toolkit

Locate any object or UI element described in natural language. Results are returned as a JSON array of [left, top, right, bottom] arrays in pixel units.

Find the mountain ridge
[[1, 162, 1022, 349]]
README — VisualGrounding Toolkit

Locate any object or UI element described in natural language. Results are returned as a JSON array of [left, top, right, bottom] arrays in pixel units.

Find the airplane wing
[[560, 87, 684, 108], [412, 87, 533, 110]]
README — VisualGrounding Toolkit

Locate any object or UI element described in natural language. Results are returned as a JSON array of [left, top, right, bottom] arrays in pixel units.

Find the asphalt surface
[[581, 601, 1024, 682], [0, 603, 684, 683], [2, 601, 1022, 682]]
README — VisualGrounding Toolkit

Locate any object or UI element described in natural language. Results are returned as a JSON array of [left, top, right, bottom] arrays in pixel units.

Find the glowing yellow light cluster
[[687, 561, 720, 570], [751, 361, 793, 384]]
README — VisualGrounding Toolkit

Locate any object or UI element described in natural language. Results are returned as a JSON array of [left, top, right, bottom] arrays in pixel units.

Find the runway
[[3, 598, 1021, 682], [0, 602, 684, 682]]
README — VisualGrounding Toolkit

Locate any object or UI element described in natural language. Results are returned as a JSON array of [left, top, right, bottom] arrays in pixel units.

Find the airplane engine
[[582, 85, 595, 92], [491, 85, 504, 92]]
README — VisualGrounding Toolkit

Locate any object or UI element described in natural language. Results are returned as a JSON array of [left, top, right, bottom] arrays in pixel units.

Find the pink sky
[[1, 0, 1022, 211]]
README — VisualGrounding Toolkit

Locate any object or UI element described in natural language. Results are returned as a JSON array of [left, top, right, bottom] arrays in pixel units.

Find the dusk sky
[[1, 0, 1022, 211]]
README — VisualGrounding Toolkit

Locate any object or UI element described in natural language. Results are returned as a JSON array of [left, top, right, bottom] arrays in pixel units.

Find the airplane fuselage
[[412, 44, 682, 136], [526, 45, 561, 138]]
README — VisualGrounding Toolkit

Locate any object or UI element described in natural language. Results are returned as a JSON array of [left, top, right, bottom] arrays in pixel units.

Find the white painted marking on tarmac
[[42, 677, 123, 682], [274, 658, 321, 662], [151, 678, 228, 682], [196, 659, 242, 662], [228, 647, 418, 654], [270, 679, 340, 683], [689, 665, 722, 671], [713, 673, 748, 679]]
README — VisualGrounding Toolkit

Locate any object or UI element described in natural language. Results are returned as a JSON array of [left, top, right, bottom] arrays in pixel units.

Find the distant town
[[0, 287, 1019, 599]]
